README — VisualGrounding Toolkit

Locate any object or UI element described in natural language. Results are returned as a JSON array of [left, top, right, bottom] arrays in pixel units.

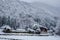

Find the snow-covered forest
[[0, 0, 60, 36]]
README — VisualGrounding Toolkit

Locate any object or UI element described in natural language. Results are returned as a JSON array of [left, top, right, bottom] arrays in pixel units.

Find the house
[[33, 24, 48, 34], [1, 25, 11, 33]]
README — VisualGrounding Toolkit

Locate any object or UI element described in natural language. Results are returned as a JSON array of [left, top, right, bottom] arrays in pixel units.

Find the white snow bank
[[0, 35, 60, 40], [27, 36, 60, 40]]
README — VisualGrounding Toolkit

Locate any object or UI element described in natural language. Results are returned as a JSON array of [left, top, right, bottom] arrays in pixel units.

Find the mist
[[20, 0, 60, 8]]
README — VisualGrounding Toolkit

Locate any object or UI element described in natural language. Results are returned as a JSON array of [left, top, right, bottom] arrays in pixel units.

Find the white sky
[[20, 0, 60, 7]]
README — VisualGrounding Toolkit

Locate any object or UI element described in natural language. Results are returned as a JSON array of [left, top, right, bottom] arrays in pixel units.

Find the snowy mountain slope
[[0, 0, 54, 18], [31, 2, 60, 17], [0, 0, 57, 29]]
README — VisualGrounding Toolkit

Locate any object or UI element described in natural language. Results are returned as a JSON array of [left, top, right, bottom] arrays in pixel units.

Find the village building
[[33, 24, 48, 34], [1, 25, 11, 33]]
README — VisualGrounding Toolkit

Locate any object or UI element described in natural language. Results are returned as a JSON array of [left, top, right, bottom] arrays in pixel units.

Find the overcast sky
[[20, 0, 60, 7]]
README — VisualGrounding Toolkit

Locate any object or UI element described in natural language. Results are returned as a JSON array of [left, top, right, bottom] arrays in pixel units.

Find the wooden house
[[1, 25, 11, 33]]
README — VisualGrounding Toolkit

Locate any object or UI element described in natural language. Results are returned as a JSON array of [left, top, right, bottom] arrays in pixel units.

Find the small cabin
[[1, 25, 11, 33]]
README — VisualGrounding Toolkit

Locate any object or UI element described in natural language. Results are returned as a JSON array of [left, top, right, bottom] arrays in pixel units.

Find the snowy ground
[[0, 35, 60, 40], [0, 29, 60, 40]]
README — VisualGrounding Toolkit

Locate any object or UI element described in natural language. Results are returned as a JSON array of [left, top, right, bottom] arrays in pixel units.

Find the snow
[[12, 29, 27, 32], [0, 35, 60, 40], [16, 29, 26, 32], [0, 29, 4, 34], [27, 28, 35, 32], [1, 25, 11, 29], [0, 0, 60, 40], [0, 0, 58, 30]]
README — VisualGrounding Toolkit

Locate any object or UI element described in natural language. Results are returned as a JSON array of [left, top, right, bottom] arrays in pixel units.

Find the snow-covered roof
[[1, 25, 11, 29], [16, 29, 26, 32], [33, 24, 44, 27], [33, 24, 48, 29], [39, 25, 48, 29]]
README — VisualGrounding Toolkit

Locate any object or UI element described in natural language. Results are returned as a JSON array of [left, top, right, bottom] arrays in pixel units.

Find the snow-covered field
[[0, 28, 60, 40], [0, 35, 60, 40]]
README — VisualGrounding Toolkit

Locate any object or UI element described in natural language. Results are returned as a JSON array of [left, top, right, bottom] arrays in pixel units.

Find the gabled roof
[[1, 25, 11, 29]]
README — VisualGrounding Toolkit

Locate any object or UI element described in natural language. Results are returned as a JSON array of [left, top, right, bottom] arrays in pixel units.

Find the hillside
[[0, 0, 60, 35]]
